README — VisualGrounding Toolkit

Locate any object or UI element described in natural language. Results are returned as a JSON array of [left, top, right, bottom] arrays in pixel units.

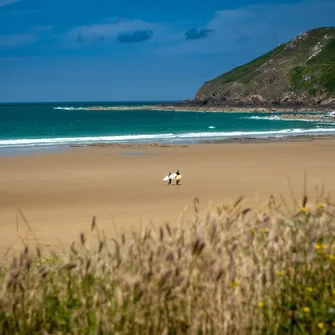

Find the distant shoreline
[[143, 102, 335, 114], [53, 102, 335, 113], [54, 102, 335, 122], [160, 104, 335, 114]]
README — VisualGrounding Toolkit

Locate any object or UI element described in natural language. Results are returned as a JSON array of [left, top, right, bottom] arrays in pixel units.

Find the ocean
[[0, 102, 335, 151]]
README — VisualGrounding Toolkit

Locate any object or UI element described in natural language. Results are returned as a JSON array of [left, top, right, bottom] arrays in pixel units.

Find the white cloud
[[0, 0, 21, 7], [67, 17, 163, 45]]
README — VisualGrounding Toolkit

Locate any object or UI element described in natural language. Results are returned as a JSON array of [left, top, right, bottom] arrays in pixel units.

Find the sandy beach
[[1, 139, 335, 256]]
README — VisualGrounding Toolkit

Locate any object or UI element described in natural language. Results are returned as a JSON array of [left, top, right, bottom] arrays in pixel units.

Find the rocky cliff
[[193, 27, 335, 108]]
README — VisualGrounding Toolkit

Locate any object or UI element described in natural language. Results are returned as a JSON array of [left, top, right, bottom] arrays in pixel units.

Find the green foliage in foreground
[[0, 195, 335, 334]]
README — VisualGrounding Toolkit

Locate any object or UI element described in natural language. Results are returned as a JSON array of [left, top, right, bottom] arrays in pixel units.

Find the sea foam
[[247, 116, 281, 121], [1, 128, 335, 148], [247, 115, 321, 122], [54, 107, 83, 111]]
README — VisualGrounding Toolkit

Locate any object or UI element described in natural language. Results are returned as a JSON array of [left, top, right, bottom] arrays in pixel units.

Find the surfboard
[[162, 173, 182, 181], [162, 173, 176, 181]]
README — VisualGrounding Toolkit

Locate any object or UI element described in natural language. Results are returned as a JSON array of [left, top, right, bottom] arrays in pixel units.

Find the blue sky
[[0, 0, 334, 102]]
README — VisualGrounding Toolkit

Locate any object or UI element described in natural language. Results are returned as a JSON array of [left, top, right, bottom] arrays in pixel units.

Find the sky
[[0, 0, 334, 102]]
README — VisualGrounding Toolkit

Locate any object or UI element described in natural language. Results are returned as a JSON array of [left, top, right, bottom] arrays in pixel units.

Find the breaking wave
[[248, 116, 281, 121], [54, 107, 84, 111], [247, 115, 320, 122], [1, 128, 335, 148]]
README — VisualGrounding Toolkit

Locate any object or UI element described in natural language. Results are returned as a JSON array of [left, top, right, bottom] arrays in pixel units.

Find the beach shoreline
[[80, 134, 335, 147], [1, 133, 335, 157]]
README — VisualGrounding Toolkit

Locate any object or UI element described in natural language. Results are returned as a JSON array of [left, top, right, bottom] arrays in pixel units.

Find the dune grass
[[0, 192, 335, 334]]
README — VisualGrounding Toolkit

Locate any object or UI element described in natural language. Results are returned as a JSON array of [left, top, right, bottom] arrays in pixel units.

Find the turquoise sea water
[[0, 102, 335, 149]]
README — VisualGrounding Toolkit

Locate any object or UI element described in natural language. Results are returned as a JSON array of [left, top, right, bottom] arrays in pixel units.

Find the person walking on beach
[[176, 169, 181, 185], [168, 171, 172, 185]]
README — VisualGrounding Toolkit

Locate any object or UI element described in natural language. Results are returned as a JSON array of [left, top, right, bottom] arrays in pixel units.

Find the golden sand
[[1, 139, 335, 255]]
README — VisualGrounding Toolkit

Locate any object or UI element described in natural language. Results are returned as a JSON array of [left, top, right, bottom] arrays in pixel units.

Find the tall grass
[[0, 194, 335, 334]]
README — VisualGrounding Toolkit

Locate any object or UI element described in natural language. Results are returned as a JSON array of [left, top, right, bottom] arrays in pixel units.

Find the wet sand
[[1, 139, 335, 256]]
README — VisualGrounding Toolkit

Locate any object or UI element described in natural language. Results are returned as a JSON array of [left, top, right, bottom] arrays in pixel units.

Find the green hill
[[194, 27, 335, 107]]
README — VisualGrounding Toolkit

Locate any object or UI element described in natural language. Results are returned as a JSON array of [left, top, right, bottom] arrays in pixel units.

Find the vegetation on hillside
[[211, 44, 286, 85], [195, 27, 335, 106], [290, 39, 335, 94], [0, 192, 335, 334]]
